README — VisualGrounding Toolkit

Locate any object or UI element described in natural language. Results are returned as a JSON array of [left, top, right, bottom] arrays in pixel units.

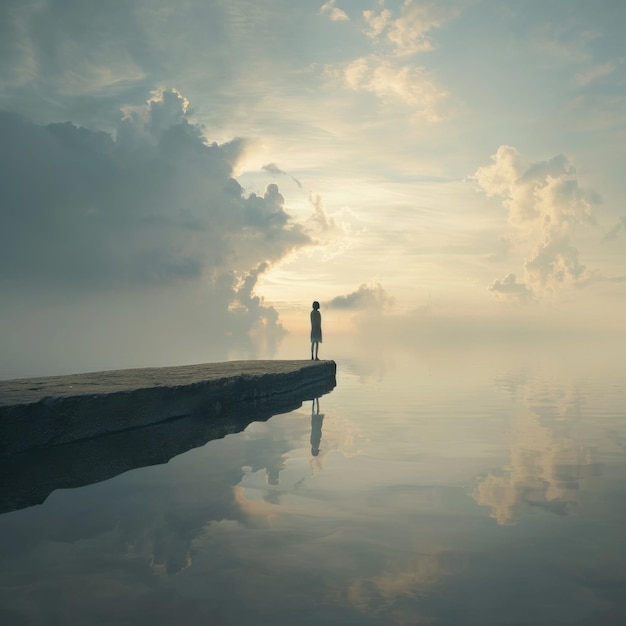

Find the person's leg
[[311, 342, 315, 359], [314, 341, 319, 360]]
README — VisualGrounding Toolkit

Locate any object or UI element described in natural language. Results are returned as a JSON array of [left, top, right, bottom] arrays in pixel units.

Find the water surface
[[1, 341, 625, 625]]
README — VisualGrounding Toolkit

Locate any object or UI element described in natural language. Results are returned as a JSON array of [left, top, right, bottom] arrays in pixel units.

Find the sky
[[1, 0, 625, 378]]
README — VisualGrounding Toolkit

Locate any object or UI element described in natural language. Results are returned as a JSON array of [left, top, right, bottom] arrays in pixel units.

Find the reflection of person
[[310, 397, 324, 456], [310, 301, 322, 360]]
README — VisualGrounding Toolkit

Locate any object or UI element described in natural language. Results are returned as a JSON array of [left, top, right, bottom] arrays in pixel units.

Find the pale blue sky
[[1, 0, 625, 377]]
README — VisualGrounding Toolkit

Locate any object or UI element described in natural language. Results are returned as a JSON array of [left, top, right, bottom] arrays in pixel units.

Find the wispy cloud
[[262, 162, 302, 188], [320, 1, 349, 22], [0, 0, 145, 97], [603, 216, 626, 241], [575, 61, 617, 86], [362, 7, 392, 39], [324, 1, 455, 122], [340, 55, 448, 122], [307, 193, 337, 234], [363, 0, 459, 57]]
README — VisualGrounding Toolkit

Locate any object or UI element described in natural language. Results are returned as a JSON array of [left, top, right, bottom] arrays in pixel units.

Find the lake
[[1, 338, 625, 625]]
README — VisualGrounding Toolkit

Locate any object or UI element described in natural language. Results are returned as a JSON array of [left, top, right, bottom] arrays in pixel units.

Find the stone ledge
[[0, 360, 337, 456]]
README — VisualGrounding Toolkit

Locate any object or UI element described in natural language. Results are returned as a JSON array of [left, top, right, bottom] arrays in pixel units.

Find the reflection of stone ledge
[[0, 360, 337, 456], [0, 360, 336, 514]]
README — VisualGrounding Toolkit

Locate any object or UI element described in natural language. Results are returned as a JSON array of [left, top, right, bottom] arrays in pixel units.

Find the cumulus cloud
[[326, 282, 393, 311], [525, 236, 586, 291], [474, 145, 599, 298], [0, 90, 309, 291], [474, 146, 595, 231], [320, 1, 349, 22], [0, 88, 312, 372]]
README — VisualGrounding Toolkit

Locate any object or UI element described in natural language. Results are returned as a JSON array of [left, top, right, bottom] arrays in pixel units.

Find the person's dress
[[310, 310, 322, 342]]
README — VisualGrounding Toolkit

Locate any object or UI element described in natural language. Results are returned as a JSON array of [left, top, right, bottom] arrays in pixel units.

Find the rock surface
[[0, 360, 337, 456], [0, 361, 336, 514]]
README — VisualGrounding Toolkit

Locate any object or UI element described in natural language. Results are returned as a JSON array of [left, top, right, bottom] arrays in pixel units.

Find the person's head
[[312, 301, 320, 310]]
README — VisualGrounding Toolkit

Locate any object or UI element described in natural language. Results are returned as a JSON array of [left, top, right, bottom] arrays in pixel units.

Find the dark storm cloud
[[0, 88, 313, 376], [0, 88, 310, 292]]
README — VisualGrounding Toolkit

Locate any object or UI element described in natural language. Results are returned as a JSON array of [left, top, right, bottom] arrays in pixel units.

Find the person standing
[[310, 301, 322, 360]]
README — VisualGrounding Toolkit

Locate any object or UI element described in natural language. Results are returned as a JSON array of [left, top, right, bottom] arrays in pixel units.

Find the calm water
[[1, 340, 626, 625]]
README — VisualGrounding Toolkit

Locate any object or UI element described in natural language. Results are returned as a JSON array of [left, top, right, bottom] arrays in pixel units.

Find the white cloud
[[363, 0, 458, 57], [363, 8, 392, 39], [320, 1, 349, 22], [331, 2, 455, 124], [525, 236, 586, 292], [473, 146, 599, 298], [386, 0, 447, 56], [473, 146, 595, 231]]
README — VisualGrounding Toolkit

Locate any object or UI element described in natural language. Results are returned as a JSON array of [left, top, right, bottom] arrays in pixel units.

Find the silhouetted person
[[310, 397, 324, 456], [310, 301, 322, 360]]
